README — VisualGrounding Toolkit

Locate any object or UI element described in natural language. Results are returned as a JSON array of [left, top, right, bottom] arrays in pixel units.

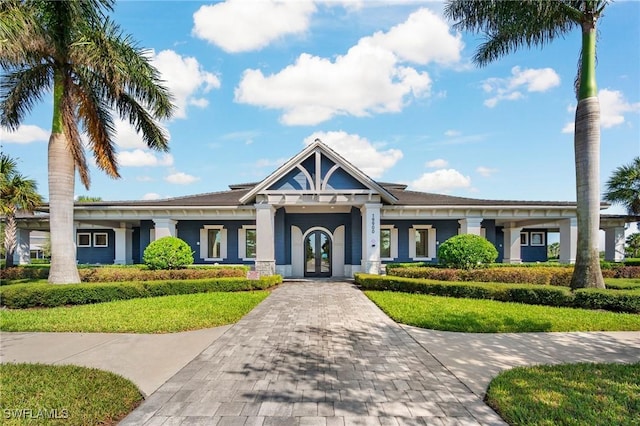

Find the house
[[12, 140, 630, 276]]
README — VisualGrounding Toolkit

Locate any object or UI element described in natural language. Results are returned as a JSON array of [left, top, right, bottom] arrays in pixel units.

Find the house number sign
[[371, 213, 375, 234]]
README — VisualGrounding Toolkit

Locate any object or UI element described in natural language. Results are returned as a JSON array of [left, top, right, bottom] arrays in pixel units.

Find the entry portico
[[14, 140, 634, 274]]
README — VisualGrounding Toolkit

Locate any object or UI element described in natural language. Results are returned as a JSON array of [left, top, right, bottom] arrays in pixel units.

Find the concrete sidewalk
[[0, 326, 230, 396]]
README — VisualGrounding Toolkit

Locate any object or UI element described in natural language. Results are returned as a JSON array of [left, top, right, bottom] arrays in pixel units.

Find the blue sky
[[2, 0, 639, 223]]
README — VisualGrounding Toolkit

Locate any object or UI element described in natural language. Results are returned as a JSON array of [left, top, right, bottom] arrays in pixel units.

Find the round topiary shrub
[[143, 236, 194, 270], [438, 234, 498, 269]]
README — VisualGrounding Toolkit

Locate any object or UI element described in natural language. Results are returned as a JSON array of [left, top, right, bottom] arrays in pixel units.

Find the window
[[200, 226, 227, 261], [208, 229, 221, 258], [77, 233, 91, 247], [520, 232, 529, 246], [93, 233, 108, 247], [416, 229, 429, 258], [409, 225, 436, 260], [380, 229, 391, 258], [530, 232, 545, 246], [245, 229, 256, 259]]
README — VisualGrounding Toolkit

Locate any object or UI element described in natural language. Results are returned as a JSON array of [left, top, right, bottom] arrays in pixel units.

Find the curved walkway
[[120, 282, 506, 425]]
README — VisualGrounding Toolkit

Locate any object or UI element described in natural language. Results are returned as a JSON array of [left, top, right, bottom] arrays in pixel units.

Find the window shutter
[[238, 228, 246, 259], [220, 228, 227, 259], [391, 228, 398, 259], [199, 229, 207, 259], [408, 228, 416, 259], [428, 228, 437, 258]]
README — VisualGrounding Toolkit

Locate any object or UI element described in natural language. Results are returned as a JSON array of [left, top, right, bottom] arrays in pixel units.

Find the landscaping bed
[[356, 274, 640, 313], [0, 275, 281, 309]]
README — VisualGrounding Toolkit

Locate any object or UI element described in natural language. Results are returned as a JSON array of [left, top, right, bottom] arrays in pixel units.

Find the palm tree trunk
[[47, 72, 80, 284], [4, 208, 17, 268], [570, 16, 604, 290]]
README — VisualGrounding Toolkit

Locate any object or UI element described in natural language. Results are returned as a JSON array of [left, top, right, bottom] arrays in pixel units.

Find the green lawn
[[486, 362, 640, 426], [365, 291, 640, 333], [0, 363, 142, 425], [0, 291, 269, 333]]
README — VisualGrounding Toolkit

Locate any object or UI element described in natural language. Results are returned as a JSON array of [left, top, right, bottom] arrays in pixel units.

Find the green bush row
[[355, 274, 640, 314], [385, 266, 640, 286], [0, 265, 250, 283], [0, 276, 282, 309]]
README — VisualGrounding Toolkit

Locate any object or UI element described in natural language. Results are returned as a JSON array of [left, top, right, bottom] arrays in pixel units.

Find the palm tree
[[0, 154, 43, 267], [626, 233, 640, 258], [444, 0, 608, 289], [603, 157, 640, 215], [1, 1, 174, 283]]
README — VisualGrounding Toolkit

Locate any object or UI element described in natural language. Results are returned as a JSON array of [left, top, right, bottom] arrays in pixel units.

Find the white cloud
[[425, 158, 448, 168], [117, 149, 174, 167], [599, 89, 640, 128], [151, 49, 220, 119], [1, 124, 48, 144], [561, 89, 640, 133], [142, 192, 161, 200], [444, 130, 460, 137], [304, 131, 402, 178], [192, 0, 317, 53], [233, 7, 467, 126], [476, 166, 498, 177], [364, 8, 462, 66], [255, 158, 288, 168], [410, 169, 471, 193], [482, 66, 560, 108], [165, 172, 199, 185], [236, 43, 432, 125]]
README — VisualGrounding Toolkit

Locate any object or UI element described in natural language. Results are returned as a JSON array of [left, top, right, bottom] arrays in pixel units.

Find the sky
[[2, 0, 639, 233]]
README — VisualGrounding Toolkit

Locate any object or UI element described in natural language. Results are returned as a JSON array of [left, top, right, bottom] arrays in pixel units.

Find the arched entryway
[[304, 230, 331, 277]]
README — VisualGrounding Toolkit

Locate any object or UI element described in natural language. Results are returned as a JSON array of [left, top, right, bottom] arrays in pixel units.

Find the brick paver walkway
[[121, 281, 505, 425]]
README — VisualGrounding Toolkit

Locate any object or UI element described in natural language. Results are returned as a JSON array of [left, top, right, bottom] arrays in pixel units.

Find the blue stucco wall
[[496, 227, 548, 262], [380, 219, 460, 264], [76, 229, 115, 264], [176, 220, 255, 265]]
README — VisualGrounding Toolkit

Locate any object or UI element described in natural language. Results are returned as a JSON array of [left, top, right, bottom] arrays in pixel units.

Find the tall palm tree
[[444, 0, 608, 289], [0, 154, 43, 267], [603, 157, 640, 215], [0, 0, 174, 283]]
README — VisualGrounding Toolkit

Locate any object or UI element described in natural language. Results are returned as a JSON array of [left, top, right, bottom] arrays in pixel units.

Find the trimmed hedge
[[0, 265, 249, 283], [386, 266, 622, 287], [0, 275, 282, 309], [355, 274, 640, 314]]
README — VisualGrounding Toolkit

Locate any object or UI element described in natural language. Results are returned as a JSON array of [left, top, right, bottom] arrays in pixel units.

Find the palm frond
[[60, 76, 91, 189], [0, 64, 52, 130]]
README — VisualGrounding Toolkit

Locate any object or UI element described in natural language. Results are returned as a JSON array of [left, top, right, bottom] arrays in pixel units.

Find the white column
[[114, 225, 133, 265], [361, 203, 382, 274], [255, 204, 276, 276], [14, 229, 31, 265], [559, 218, 578, 264], [604, 226, 625, 262], [503, 225, 523, 264], [152, 219, 176, 239], [459, 218, 483, 235]]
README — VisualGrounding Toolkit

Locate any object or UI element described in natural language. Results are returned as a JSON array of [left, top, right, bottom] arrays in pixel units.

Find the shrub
[[438, 234, 498, 269], [0, 275, 282, 309], [142, 237, 194, 270], [355, 274, 574, 307], [573, 289, 640, 313]]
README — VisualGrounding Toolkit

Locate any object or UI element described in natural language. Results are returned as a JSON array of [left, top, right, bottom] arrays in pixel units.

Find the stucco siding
[[76, 229, 115, 264], [176, 220, 255, 264]]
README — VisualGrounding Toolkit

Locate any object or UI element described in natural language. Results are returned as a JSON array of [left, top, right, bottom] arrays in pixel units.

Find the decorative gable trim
[[239, 139, 397, 205]]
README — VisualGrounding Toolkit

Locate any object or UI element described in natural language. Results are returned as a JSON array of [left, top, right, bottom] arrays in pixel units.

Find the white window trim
[[409, 225, 436, 261], [199, 225, 227, 261], [77, 232, 91, 247], [530, 231, 545, 246], [238, 225, 257, 261], [520, 232, 529, 246], [93, 232, 108, 247], [380, 225, 398, 261]]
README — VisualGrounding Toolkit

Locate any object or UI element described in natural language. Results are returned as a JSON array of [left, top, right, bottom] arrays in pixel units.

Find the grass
[[486, 362, 640, 426], [0, 291, 269, 333], [0, 363, 142, 425], [365, 291, 640, 333]]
